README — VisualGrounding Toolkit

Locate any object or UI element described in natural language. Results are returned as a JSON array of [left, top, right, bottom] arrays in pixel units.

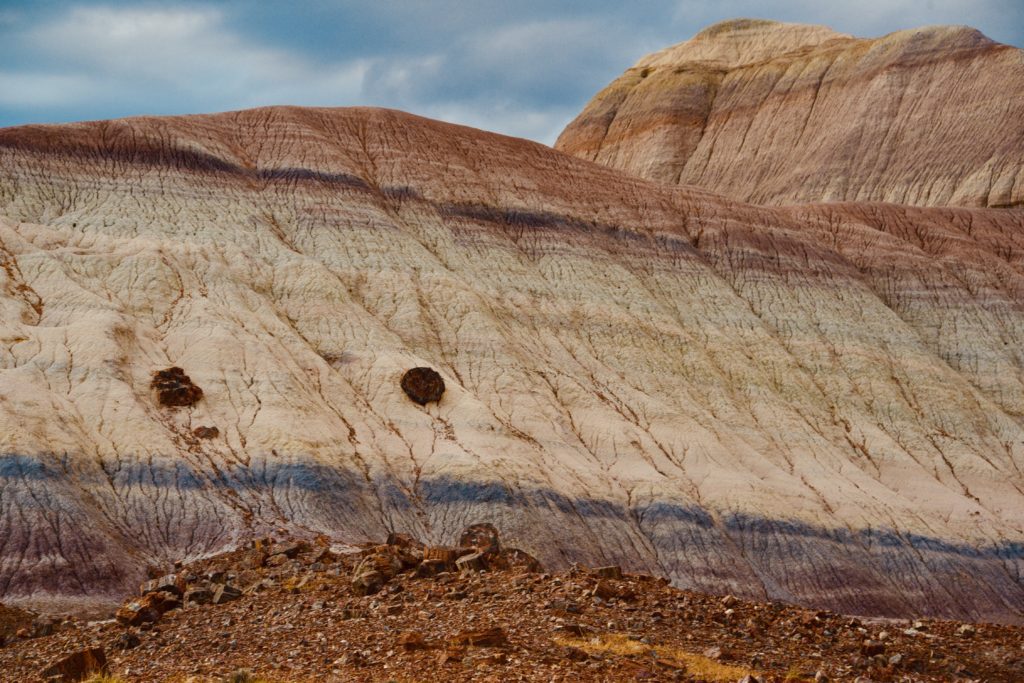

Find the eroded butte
[[556, 19, 1024, 208], [0, 102, 1022, 622]]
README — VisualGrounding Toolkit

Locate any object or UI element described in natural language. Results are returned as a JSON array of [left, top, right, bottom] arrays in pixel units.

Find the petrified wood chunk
[[422, 545, 459, 567], [449, 627, 508, 647], [151, 367, 203, 407], [459, 523, 501, 554], [455, 552, 487, 573], [400, 367, 445, 404], [493, 548, 543, 573]]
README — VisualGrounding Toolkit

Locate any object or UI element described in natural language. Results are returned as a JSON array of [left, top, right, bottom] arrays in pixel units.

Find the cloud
[[0, 72, 97, 108], [8, 5, 370, 114], [0, 2, 664, 142], [357, 15, 655, 142]]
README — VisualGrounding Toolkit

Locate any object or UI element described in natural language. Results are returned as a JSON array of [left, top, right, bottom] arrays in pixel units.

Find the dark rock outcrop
[[151, 367, 203, 407], [192, 426, 218, 439], [400, 367, 445, 404]]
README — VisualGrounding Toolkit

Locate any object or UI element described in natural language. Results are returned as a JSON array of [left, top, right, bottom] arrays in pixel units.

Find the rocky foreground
[[1, 528, 1021, 682]]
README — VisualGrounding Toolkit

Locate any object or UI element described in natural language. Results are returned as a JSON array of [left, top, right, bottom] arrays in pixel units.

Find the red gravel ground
[[2, 535, 1022, 682]]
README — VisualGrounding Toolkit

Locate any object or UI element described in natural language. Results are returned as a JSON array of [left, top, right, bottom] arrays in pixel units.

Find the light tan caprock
[[556, 19, 1024, 207]]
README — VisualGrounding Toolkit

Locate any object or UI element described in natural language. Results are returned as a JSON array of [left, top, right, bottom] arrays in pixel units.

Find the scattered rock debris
[[0, 602, 38, 646], [151, 367, 203, 407], [400, 366, 445, 404], [2, 527, 1022, 682]]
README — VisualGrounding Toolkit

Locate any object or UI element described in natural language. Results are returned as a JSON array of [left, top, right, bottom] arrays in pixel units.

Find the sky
[[1, 1, 1021, 144]]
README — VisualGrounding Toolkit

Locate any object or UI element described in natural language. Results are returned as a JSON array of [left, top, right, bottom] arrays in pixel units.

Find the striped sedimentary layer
[[0, 107, 1022, 621], [555, 19, 1024, 207]]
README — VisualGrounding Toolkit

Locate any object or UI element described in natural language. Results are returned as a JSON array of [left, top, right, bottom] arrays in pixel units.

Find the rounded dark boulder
[[192, 426, 219, 439], [400, 367, 445, 405]]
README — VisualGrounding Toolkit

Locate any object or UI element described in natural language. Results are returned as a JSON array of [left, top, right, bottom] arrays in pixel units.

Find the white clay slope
[[0, 105, 1021, 621]]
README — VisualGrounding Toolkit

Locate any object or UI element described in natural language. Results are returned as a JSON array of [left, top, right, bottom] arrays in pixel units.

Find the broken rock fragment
[[398, 630, 428, 650], [351, 545, 405, 596], [212, 583, 242, 604], [493, 547, 544, 573], [184, 587, 213, 605], [139, 574, 184, 596], [415, 559, 449, 578], [458, 522, 501, 554], [450, 627, 508, 648], [456, 551, 487, 573], [39, 646, 107, 682], [422, 545, 459, 568], [115, 591, 180, 627]]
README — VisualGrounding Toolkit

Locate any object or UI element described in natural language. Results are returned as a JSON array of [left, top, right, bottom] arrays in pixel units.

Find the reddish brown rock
[[139, 574, 184, 597], [456, 552, 487, 574], [115, 590, 180, 627], [436, 648, 464, 665], [111, 631, 141, 651], [459, 523, 501, 553], [387, 532, 425, 550], [415, 559, 449, 578], [400, 367, 445, 405], [422, 546, 459, 568], [592, 580, 619, 601], [211, 584, 241, 605], [269, 541, 310, 559], [352, 570, 385, 597], [493, 548, 544, 573], [184, 587, 213, 605], [450, 627, 508, 648], [150, 367, 203, 407], [0, 603, 38, 645], [39, 647, 107, 681], [398, 630, 428, 650], [115, 602, 158, 628]]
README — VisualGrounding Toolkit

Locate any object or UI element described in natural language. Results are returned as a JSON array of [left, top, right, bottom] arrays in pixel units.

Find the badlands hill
[[555, 19, 1024, 207], [0, 99, 1022, 625]]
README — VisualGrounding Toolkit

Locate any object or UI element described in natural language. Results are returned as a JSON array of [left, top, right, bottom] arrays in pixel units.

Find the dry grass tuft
[[554, 632, 756, 682], [149, 674, 286, 683], [281, 575, 322, 594]]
